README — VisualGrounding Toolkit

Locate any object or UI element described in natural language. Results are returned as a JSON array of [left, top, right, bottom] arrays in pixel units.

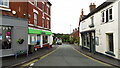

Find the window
[[109, 8, 112, 20], [102, 7, 113, 23], [1, 26, 12, 49], [47, 7, 49, 14], [34, 13, 38, 26], [42, 3, 44, 11], [89, 16, 94, 28], [34, 0, 37, 6], [102, 11, 105, 22], [42, 18, 44, 27], [47, 20, 49, 28], [91, 16, 94, 24], [0, 0, 9, 7], [106, 9, 109, 22], [43, 35, 48, 44], [107, 33, 114, 52]]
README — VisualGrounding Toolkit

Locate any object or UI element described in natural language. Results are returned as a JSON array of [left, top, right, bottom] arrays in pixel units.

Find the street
[[22, 44, 113, 67]]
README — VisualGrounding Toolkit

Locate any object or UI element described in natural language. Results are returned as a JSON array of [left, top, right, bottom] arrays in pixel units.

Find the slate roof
[[81, 0, 117, 21]]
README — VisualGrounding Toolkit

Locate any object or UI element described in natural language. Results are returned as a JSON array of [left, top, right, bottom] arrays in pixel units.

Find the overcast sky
[[49, 0, 106, 34]]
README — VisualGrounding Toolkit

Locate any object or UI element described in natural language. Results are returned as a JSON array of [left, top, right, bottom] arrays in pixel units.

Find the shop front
[[81, 30, 95, 53], [28, 28, 53, 52]]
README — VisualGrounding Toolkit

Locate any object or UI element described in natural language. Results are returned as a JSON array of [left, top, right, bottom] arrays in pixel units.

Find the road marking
[[30, 63, 34, 66], [21, 47, 59, 67], [72, 47, 111, 66]]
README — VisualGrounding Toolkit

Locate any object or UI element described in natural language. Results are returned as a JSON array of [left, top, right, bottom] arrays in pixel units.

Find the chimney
[[81, 8, 84, 16], [89, 3, 96, 12]]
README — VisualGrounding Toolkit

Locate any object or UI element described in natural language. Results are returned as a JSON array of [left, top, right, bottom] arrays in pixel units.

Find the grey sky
[[50, 0, 106, 34]]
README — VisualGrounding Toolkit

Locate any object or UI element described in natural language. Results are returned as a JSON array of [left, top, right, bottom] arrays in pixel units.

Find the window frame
[[42, 18, 45, 27], [34, 0, 37, 6], [42, 2, 44, 11], [101, 11, 105, 23], [47, 20, 49, 28], [106, 33, 114, 52], [109, 8, 113, 21], [34, 13, 38, 26]]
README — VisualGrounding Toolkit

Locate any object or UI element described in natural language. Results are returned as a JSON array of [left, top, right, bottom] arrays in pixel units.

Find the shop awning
[[28, 29, 52, 35]]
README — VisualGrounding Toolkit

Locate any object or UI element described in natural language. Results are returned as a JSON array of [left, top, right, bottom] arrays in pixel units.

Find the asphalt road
[[23, 44, 112, 67]]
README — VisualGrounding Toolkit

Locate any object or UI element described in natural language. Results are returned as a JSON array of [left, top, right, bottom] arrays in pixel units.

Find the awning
[[28, 29, 52, 35]]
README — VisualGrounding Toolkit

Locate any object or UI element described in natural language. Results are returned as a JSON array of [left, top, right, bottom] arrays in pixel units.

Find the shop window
[[43, 35, 48, 44], [107, 33, 114, 52], [1, 26, 12, 49], [0, 0, 9, 7]]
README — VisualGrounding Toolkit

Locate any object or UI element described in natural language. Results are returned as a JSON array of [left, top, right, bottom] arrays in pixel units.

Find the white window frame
[[91, 16, 94, 24], [108, 7, 113, 21], [42, 18, 45, 27], [34, 13, 38, 26], [0, 0, 9, 8], [42, 2, 44, 11], [34, 0, 37, 6], [47, 20, 49, 28], [101, 11, 105, 23]]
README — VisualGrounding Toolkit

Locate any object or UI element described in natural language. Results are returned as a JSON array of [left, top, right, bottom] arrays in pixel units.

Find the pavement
[[2, 45, 58, 68], [72, 44, 120, 67], [20, 44, 116, 68]]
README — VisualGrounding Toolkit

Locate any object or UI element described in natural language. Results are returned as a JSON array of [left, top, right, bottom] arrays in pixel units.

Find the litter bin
[[28, 45, 35, 54]]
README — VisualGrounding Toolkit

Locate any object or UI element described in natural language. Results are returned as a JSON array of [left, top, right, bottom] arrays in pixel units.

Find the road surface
[[23, 44, 114, 67]]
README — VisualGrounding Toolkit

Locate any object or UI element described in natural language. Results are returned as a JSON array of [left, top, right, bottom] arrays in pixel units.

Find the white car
[[56, 39, 62, 45]]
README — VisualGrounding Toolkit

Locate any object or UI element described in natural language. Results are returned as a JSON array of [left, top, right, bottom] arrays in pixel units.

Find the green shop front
[[28, 28, 53, 53]]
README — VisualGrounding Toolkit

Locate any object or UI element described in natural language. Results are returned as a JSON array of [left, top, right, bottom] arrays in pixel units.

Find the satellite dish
[[12, 11, 16, 15]]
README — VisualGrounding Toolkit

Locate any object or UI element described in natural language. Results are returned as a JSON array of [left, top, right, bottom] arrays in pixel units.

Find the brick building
[[0, 0, 53, 57]]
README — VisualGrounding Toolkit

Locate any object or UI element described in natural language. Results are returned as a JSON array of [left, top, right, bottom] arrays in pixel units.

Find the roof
[[81, 0, 117, 21]]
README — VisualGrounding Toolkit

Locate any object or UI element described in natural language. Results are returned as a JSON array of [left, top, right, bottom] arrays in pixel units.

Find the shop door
[[90, 32, 95, 53]]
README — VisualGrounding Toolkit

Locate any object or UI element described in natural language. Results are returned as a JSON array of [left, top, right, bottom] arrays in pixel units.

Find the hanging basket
[[17, 39, 24, 44]]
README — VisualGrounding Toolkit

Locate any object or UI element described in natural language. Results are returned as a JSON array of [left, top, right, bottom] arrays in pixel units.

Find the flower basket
[[17, 39, 24, 44]]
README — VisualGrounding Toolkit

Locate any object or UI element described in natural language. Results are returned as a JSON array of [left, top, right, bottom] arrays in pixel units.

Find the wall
[[0, 16, 28, 57], [80, 1, 119, 59], [118, 0, 120, 59]]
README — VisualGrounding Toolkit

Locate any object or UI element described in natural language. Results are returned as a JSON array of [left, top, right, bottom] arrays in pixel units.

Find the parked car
[[56, 39, 62, 45]]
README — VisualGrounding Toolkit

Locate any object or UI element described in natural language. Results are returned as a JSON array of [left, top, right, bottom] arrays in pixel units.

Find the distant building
[[79, 0, 120, 60], [70, 28, 79, 44]]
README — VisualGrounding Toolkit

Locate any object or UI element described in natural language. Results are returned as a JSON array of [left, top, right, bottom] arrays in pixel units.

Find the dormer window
[[0, 0, 9, 8]]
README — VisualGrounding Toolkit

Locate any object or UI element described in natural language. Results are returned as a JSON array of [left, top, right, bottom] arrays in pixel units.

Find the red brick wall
[[1, 1, 51, 30], [2, 2, 28, 19]]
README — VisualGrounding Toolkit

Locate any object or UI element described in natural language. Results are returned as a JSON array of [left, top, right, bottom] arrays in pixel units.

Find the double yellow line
[[72, 47, 111, 66], [18, 47, 59, 67]]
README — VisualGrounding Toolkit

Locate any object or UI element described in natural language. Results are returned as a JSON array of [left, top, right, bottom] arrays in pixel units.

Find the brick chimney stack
[[89, 3, 96, 12]]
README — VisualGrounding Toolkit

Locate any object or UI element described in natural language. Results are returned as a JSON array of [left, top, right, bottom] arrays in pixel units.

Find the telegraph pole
[[70, 24, 71, 34]]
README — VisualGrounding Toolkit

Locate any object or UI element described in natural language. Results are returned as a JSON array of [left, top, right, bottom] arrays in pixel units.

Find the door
[[90, 31, 95, 53]]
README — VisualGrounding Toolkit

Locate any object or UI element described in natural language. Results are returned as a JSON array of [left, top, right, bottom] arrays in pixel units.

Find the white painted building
[[79, 0, 120, 60]]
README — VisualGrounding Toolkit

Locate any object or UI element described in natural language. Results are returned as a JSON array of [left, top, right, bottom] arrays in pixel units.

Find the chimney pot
[[89, 3, 96, 12]]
